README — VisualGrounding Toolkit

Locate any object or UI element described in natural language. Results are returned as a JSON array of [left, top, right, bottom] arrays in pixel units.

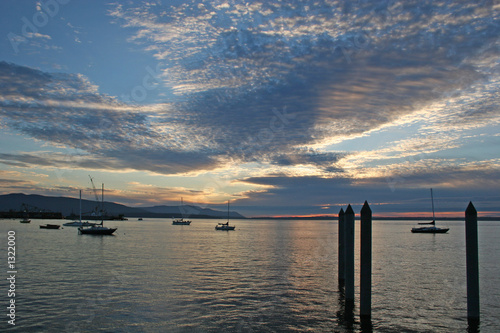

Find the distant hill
[[0, 193, 245, 219]]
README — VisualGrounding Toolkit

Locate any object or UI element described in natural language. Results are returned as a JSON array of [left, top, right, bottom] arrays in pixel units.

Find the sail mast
[[79, 190, 82, 223], [430, 188, 436, 223], [180, 197, 184, 220], [101, 183, 104, 225]]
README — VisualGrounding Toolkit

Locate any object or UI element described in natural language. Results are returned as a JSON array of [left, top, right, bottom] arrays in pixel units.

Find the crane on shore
[[88, 175, 104, 217]]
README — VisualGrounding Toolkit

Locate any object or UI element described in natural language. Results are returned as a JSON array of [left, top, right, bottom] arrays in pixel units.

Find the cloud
[[24, 32, 51, 39], [269, 148, 345, 173], [333, 73, 500, 180], [236, 167, 500, 216], [108, 0, 499, 156], [4, 2, 497, 177], [0, 61, 222, 174], [0, 169, 46, 193], [1, 1, 499, 215]]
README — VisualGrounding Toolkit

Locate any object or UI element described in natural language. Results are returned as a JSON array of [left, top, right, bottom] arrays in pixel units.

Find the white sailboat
[[63, 190, 97, 227], [411, 188, 449, 233], [79, 184, 117, 235], [19, 213, 31, 223], [172, 198, 191, 225]]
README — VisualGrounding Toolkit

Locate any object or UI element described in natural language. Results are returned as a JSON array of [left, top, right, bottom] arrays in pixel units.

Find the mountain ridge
[[0, 193, 245, 219]]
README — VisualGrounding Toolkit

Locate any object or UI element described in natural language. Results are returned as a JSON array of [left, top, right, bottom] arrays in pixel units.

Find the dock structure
[[334, 199, 481, 328], [465, 202, 480, 325], [344, 204, 355, 304], [360, 201, 372, 320], [338, 208, 345, 287]]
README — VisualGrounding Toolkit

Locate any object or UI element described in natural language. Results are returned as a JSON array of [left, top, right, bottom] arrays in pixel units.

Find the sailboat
[[40, 224, 61, 229], [79, 184, 117, 235], [19, 215, 31, 223], [411, 188, 449, 233], [215, 201, 235, 231], [63, 190, 97, 227], [19, 208, 31, 223], [172, 198, 192, 225]]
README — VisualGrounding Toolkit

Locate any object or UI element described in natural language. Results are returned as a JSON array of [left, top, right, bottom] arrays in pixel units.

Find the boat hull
[[78, 227, 117, 235], [172, 221, 191, 225], [411, 227, 449, 233], [63, 221, 97, 227], [215, 225, 235, 231], [40, 224, 61, 229]]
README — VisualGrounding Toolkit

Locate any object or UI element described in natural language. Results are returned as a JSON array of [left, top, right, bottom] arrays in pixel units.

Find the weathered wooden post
[[344, 204, 355, 304], [338, 208, 345, 287], [465, 202, 480, 324], [360, 201, 372, 320]]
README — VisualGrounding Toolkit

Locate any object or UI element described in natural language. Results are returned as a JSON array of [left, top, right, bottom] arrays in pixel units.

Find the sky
[[0, 0, 499, 218]]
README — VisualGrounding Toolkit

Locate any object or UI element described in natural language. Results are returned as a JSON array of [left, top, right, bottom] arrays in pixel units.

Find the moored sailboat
[[63, 190, 97, 227], [172, 198, 192, 225], [215, 201, 235, 231], [64, 220, 97, 227], [79, 223, 117, 235], [411, 188, 449, 234], [20, 210, 31, 223], [40, 224, 61, 229], [79, 183, 117, 235]]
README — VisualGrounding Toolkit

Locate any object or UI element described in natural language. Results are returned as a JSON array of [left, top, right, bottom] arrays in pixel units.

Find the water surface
[[1, 218, 499, 332]]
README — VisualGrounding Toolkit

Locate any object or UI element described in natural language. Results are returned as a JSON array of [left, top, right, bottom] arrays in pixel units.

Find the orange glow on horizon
[[256, 211, 500, 219], [265, 213, 338, 219]]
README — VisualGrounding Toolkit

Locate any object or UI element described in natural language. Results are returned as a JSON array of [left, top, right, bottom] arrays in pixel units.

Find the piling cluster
[[337, 201, 372, 320], [336, 201, 480, 327], [465, 202, 480, 326]]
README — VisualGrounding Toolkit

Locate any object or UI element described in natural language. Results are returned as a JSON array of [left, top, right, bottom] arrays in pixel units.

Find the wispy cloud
[[0, 61, 222, 174], [1, 1, 499, 214], [107, 0, 499, 156]]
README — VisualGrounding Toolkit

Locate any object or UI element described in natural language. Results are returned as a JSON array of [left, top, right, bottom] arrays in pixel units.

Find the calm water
[[1, 218, 499, 332]]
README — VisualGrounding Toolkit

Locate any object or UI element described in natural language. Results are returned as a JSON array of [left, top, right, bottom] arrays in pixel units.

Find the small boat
[[20, 210, 31, 223], [40, 224, 61, 229], [79, 223, 117, 235], [63, 221, 97, 227], [215, 201, 235, 231], [78, 184, 117, 235], [172, 198, 191, 225], [411, 189, 449, 234], [138, 218, 143, 221], [411, 226, 449, 233], [63, 190, 97, 227], [215, 221, 235, 231], [172, 218, 191, 225]]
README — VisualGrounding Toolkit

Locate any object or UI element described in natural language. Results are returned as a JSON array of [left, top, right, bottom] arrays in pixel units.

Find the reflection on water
[[336, 287, 355, 331], [0, 218, 499, 332]]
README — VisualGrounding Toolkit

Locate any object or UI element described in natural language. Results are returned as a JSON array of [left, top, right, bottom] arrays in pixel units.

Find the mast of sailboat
[[227, 200, 230, 223], [180, 197, 184, 220], [430, 188, 436, 224], [79, 190, 82, 223], [101, 183, 104, 225]]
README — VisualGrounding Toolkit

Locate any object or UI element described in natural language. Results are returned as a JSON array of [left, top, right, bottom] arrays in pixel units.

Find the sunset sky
[[0, 0, 499, 217]]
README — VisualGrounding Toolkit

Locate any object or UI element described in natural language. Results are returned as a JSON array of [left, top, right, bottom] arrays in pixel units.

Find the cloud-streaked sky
[[1, 0, 499, 217]]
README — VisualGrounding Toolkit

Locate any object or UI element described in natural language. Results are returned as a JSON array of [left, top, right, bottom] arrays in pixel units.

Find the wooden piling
[[338, 208, 345, 287], [344, 204, 355, 303], [465, 202, 480, 323], [360, 201, 372, 319]]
